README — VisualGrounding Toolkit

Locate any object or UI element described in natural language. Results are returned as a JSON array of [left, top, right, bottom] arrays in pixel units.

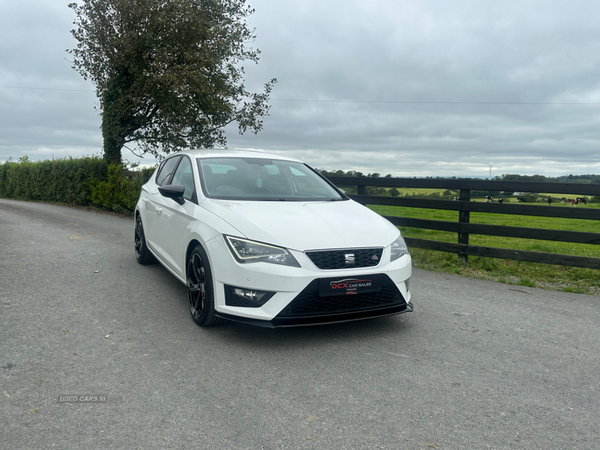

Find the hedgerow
[[0, 156, 155, 212]]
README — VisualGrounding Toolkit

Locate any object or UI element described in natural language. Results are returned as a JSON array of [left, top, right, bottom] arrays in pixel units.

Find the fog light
[[234, 288, 267, 303], [225, 285, 275, 307]]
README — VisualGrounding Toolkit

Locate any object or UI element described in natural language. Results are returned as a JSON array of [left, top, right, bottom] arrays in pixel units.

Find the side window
[[170, 156, 196, 202], [155, 156, 181, 186]]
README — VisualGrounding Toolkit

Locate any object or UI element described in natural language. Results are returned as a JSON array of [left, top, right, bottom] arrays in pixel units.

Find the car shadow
[[211, 314, 414, 350]]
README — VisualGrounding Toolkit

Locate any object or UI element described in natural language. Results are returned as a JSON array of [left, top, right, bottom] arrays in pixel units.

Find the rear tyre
[[187, 245, 223, 327], [134, 214, 156, 265]]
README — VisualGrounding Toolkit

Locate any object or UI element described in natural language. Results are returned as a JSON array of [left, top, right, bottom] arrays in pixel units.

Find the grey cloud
[[2, 0, 600, 177]]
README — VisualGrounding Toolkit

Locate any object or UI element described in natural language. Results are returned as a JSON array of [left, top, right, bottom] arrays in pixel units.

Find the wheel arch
[[186, 239, 202, 264], [134, 208, 144, 225], [185, 239, 207, 279]]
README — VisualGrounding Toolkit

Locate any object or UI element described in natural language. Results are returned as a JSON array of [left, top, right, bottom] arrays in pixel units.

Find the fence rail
[[325, 176, 600, 269]]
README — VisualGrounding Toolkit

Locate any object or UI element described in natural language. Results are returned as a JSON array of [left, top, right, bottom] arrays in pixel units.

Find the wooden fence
[[326, 177, 600, 269]]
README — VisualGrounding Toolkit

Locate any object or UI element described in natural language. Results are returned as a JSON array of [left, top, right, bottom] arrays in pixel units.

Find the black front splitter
[[215, 302, 413, 328]]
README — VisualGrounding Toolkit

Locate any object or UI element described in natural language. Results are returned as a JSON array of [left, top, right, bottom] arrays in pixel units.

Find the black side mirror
[[158, 185, 186, 205]]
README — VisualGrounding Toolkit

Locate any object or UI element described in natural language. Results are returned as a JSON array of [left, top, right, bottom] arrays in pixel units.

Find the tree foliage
[[89, 164, 146, 211], [68, 0, 276, 163]]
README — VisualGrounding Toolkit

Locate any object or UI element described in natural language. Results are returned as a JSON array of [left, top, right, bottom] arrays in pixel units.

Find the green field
[[368, 203, 600, 295]]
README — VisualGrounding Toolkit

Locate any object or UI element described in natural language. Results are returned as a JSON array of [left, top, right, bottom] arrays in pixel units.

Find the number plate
[[319, 274, 383, 297]]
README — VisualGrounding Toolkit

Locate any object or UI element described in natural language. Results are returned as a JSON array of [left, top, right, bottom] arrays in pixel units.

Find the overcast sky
[[1, 0, 600, 178]]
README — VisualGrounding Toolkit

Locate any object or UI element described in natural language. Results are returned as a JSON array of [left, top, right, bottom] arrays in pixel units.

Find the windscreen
[[197, 157, 345, 201]]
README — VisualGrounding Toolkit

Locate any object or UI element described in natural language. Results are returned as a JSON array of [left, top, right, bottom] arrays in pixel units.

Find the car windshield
[[197, 157, 346, 201]]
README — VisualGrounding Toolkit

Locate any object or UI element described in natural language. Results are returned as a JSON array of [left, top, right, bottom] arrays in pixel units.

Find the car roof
[[172, 149, 302, 163]]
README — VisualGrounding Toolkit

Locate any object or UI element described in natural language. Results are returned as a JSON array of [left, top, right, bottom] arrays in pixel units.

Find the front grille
[[305, 248, 383, 270], [276, 275, 406, 318]]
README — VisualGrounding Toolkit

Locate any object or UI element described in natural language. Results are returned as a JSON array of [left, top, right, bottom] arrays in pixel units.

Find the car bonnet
[[201, 198, 399, 251]]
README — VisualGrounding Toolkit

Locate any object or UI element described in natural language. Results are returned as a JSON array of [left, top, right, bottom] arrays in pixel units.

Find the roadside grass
[[368, 203, 600, 295]]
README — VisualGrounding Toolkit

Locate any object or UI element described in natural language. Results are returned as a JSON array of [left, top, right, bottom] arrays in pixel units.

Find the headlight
[[390, 234, 409, 262], [225, 236, 301, 267]]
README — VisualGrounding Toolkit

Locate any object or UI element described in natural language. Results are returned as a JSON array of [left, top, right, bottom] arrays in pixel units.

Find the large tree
[[68, 0, 276, 163]]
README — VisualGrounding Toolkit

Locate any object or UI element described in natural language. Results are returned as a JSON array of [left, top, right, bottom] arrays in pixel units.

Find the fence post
[[458, 188, 470, 266], [357, 184, 366, 196]]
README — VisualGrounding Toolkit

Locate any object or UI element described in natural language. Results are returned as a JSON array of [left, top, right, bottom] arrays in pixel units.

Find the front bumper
[[217, 274, 413, 327], [205, 236, 412, 327]]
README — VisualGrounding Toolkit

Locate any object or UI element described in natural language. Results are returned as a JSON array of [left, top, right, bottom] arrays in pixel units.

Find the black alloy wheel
[[186, 245, 222, 327], [135, 214, 156, 265]]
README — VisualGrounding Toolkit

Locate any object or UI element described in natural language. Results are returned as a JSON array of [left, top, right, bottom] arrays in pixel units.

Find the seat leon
[[134, 149, 412, 327]]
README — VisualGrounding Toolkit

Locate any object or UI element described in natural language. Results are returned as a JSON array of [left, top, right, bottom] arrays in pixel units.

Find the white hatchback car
[[135, 150, 412, 327]]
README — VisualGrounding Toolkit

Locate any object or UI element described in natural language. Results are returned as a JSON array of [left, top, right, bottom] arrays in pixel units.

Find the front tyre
[[135, 214, 156, 265], [187, 245, 223, 327]]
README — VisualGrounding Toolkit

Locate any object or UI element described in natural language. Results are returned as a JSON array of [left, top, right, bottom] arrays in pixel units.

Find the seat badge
[[345, 254, 355, 264]]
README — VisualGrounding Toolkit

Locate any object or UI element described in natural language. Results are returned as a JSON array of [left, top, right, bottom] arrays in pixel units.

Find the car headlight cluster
[[225, 236, 301, 267], [390, 234, 409, 262]]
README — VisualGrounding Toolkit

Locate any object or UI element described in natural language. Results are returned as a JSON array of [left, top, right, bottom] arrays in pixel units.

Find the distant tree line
[[319, 169, 600, 185], [318, 169, 600, 202], [499, 173, 600, 184], [317, 169, 393, 179], [317, 169, 394, 196]]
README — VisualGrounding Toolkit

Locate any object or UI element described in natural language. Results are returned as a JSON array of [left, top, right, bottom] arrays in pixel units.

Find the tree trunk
[[102, 123, 123, 165], [101, 79, 125, 165]]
